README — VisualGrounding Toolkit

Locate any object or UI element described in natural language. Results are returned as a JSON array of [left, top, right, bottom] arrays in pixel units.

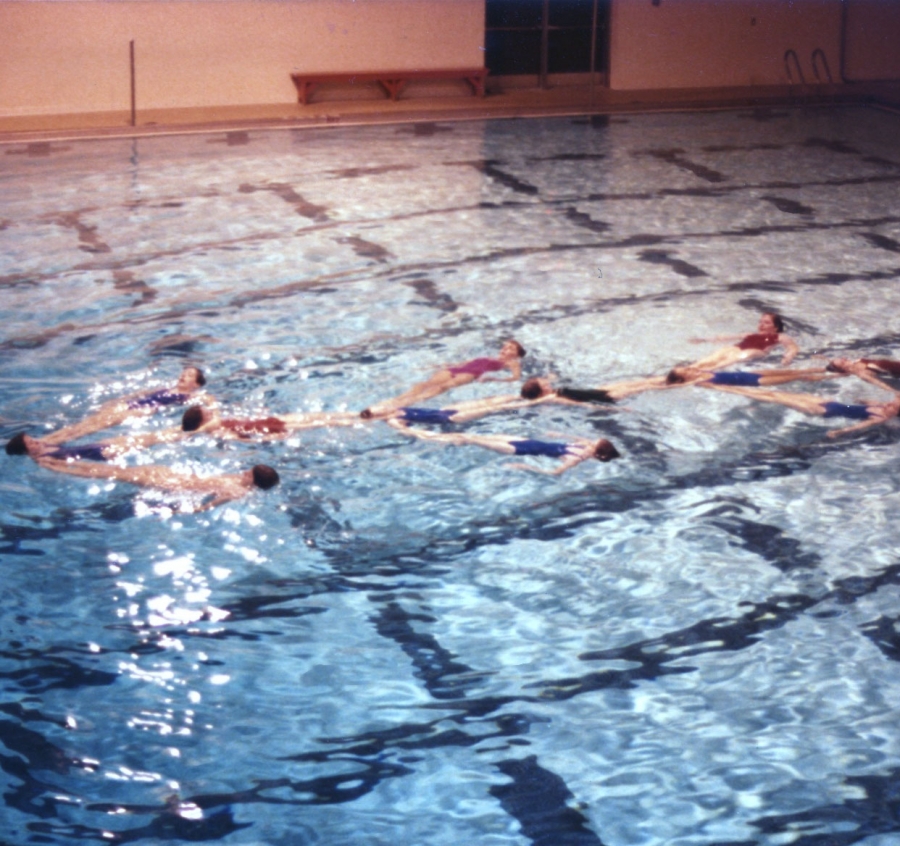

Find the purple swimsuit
[[127, 389, 190, 410]]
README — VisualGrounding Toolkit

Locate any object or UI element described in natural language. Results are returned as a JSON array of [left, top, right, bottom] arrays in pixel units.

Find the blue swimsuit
[[399, 407, 456, 424], [48, 444, 107, 462], [709, 372, 761, 387], [509, 439, 570, 458], [821, 402, 872, 420], [128, 389, 190, 410]]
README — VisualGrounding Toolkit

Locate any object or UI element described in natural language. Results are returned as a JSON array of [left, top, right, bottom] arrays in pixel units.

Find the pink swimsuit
[[447, 357, 504, 378]]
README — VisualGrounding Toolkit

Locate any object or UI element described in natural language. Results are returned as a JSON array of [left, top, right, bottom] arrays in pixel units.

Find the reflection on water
[[2, 106, 900, 844]]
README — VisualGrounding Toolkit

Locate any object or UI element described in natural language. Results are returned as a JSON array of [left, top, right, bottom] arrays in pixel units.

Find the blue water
[[2, 106, 900, 845]]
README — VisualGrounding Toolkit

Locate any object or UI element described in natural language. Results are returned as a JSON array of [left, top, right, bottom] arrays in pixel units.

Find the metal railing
[[811, 48, 834, 83], [784, 49, 806, 85]]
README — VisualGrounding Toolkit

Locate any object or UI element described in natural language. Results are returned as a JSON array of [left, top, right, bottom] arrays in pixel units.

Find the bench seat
[[290, 68, 488, 105]]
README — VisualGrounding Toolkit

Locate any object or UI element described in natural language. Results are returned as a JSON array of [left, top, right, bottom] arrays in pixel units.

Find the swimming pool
[[2, 105, 900, 845]]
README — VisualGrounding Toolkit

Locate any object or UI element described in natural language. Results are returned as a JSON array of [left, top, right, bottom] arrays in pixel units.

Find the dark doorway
[[485, 0, 610, 83]]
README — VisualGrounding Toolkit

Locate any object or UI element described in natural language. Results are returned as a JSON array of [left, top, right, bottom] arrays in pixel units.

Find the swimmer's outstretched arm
[[280, 411, 361, 430], [598, 375, 675, 400], [385, 420, 465, 444], [193, 491, 240, 512], [687, 333, 744, 344], [826, 414, 890, 438], [779, 335, 799, 366], [41, 411, 128, 446], [445, 396, 548, 422], [507, 453, 586, 476], [35, 454, 126, 479], [90, 425, 189, 457]]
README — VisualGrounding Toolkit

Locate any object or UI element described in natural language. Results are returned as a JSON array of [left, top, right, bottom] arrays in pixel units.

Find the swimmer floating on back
[[32, 453, 280, 512], [5, 431, 184, 462], [41, 366, 209, 445], [826, 357, 900, 390], [392, 424, 620, 475], [708, 380, 900, 438], [362, 340, 526, 418], [665, 365, 840, 389], [6, 401, 365, 465], [375, 377, 616, 428], [688, 312, 798, 370], [180, 405, 362, 439]]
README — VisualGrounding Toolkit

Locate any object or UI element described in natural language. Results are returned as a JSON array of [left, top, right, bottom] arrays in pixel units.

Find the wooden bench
[[290, 68, 488, 105]]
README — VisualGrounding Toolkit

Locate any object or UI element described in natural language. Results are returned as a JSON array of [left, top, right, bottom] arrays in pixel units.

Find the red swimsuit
[[221, 417, 288, 438], [736, 333, 779, 351]]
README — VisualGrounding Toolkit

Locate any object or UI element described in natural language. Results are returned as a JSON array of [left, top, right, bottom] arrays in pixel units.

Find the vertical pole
[[130, 40, 136, 127], [589, 0, 598, 109], [540, 0, 549, 89]]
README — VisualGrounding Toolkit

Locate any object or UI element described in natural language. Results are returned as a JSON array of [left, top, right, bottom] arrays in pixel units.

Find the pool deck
[[1, 77, 899, 144]]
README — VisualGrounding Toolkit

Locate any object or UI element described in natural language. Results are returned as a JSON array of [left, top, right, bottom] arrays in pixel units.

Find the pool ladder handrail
[[811, 47, 834, 83], [784, 47, 833, 86], [784, 49, 806, 85]]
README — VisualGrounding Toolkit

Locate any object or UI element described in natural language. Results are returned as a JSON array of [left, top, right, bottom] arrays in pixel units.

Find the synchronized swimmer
[[390, 425, 620, 476], [688, 312, 799, 370], [39, 366, 209, 446], [7, 315, 900, 508], [362, 340, 526, 418]]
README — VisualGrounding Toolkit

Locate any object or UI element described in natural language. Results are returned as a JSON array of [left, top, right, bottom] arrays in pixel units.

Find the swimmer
[[32, 453, 279, 511], [392, 425, 620, 475], [378, 377, 616, 429], [5, 403, 206, 462], [559, 371, 705, 402], [6, 432, 123, 461], [859, 358, 900, 378], [41, 366, 209, 445], [665, 365, 840, 389], [180, 405, 361, 439], [520, 377, 618, 406], [706, 383, 900, 438], [362, 340, 526, 417], [688, 313, 798, 370], [828, 357, 900, 380], [4, 398, 353, 463]]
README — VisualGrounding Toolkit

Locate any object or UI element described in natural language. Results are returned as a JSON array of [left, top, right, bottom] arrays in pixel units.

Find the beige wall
[[2, 0, 898, 121], [609, 0, 846, 90], [0, 0, 486, 117]]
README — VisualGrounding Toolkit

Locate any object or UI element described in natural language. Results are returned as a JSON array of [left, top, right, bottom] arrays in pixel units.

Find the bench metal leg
[[378, 79, 408, 100]]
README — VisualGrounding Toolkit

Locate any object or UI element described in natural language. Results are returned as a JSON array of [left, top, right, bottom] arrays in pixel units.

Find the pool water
[[2, 106, 900, 845]]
